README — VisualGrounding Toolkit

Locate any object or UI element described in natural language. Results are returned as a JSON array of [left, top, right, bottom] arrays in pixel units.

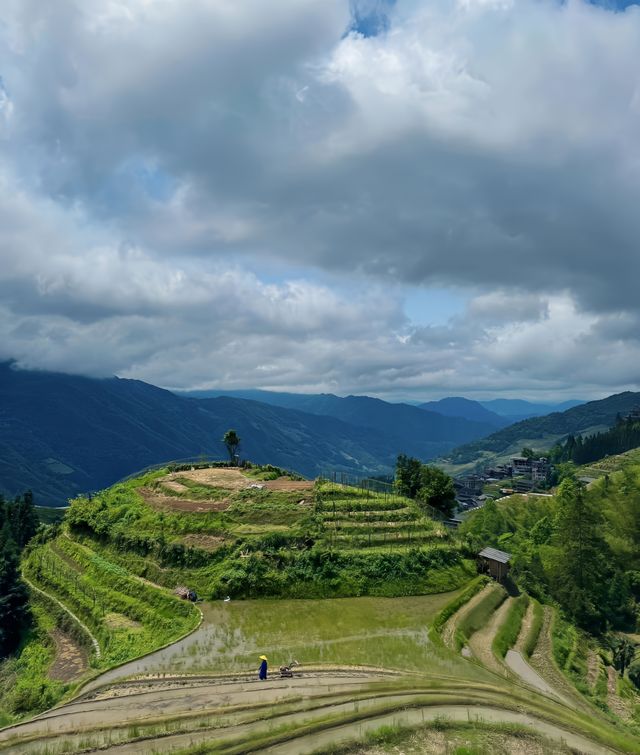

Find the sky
[[1, 0, 640, 402]]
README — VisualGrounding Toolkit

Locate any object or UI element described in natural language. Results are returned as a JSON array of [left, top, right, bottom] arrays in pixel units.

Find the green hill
[[441, 390, 640, 474]]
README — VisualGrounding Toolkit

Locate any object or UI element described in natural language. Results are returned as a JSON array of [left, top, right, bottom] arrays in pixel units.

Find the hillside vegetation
[[62, 463, 473, 600], [443, 390, 640, 471]]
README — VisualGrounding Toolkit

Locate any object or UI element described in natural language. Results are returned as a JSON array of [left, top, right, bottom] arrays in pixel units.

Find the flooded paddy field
[[87, 589, 485, 690]]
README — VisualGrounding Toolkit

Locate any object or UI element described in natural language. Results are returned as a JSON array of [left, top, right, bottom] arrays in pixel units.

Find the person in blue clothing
[[258, 654, 268, 680]]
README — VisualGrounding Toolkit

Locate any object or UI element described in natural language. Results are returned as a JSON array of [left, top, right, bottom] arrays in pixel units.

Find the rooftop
[[479, 547, 512, 564]]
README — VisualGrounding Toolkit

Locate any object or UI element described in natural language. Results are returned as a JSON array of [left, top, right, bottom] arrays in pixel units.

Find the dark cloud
[[0, 0, 640, 398]]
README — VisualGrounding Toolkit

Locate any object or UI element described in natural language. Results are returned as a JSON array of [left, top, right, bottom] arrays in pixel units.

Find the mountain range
[[442, 391, 640, 472], [0, 363, 497, 505]]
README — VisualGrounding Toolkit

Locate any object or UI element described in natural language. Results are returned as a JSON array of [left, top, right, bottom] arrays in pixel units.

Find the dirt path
[[264, 705, 616, 755], [505, 650, 560, 700], [528, 607, 589, 713], [442, 584, 496, 650], [48, 629, 88, 682], [1, 680, 617, 755], [606, 665, 630, 721], [468, 596, 513, 678]]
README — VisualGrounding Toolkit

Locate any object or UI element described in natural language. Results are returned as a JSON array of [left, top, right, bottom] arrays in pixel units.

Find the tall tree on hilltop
[[222, 429, 241, 464]]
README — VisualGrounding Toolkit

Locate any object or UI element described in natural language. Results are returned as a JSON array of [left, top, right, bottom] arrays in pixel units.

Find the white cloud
[[1, 0, 640, 399]]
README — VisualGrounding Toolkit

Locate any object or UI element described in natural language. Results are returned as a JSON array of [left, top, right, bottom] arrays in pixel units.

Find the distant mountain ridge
[[479, 398, 584, 422], [418, 397, 508, 427], [444, 391, 640, 470], [0, 363, 498, 504]]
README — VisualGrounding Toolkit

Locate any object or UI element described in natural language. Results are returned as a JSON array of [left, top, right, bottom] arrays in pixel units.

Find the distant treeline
[[550, 413, 640, 466], [0, 491, 38, 657]]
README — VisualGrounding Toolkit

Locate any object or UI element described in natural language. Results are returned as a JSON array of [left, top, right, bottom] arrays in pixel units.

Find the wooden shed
[[478, 547, 511, 583]]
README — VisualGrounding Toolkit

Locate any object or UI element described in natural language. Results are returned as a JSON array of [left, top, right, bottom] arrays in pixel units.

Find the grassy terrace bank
[[61, 465, 475, 599]]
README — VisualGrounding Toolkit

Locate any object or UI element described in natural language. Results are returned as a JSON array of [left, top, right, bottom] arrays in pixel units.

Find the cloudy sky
[[1, 0, 640, 401]]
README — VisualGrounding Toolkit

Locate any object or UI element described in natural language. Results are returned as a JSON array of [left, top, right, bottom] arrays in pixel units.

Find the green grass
[[456, 585, 507, 649], [0, 595, 66, 720], [492, 594, 529, 658], [523, 599, 544, 658], [432, 576, 488, 635], [23, 537, 199, 667]]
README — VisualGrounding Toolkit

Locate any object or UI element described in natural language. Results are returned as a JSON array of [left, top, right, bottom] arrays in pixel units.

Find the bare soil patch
[[606, 665, 631, 721], [104, 613, 143, 631], [263, 477, 314, 492], [138, 487, 231, 513], [586, 649, 601, 692], [48, 629, 88, 682], [160, 480, 190, 493], [171, 467, 251, 490], [181, 534, 226, 552]]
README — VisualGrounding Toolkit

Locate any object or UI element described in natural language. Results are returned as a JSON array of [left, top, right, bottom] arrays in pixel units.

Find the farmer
[[258, 654, 268, 680]]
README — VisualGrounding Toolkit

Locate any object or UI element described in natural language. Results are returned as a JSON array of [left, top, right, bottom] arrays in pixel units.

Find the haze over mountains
[[0, 363, 499, 505]]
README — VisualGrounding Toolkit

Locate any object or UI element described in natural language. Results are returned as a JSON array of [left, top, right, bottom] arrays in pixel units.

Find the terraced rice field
[[2, 584, 638, 754]]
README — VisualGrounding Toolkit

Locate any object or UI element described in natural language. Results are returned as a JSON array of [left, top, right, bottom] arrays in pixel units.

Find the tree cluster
[[395, 455, 456, 517], [0, 491, 38, 657], [550, 414, 640, 466]]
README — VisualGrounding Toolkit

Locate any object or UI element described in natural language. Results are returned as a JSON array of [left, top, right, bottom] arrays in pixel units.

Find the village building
[[478, 547, 512, 582]]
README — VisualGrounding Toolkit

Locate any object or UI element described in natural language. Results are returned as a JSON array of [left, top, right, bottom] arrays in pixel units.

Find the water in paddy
[[91, 589, 486, 688]]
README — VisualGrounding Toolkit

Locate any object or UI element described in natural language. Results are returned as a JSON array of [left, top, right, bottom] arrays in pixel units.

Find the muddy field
[[48, 629, 88, 682]]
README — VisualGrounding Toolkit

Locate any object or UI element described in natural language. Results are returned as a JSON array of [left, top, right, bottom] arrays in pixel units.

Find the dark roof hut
[[478, 547, 512, 583]]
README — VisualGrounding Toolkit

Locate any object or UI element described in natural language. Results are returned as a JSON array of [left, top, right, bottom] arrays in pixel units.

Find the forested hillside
[[445, 391, 640, 469], [0, 493, 37, 657], [550, 413, 640, 466], [0, 362, 498, 504], [461, 469, 640, 633]]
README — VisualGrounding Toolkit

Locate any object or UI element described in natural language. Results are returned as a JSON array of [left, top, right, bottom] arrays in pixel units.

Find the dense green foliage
[[550, 414, 640, 466], [0, 492, 38, 657], [460, 467, 640, 634], [395, 455, 456, 517], [59, 466, 471, 600]]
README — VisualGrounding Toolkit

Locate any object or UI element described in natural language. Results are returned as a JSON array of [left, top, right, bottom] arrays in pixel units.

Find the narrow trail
[[505, 650, 560, 699], [468, 596, 513, 678], [606, 666, 630, 722], [262, 705, 616, 755], [441, 583, 496, 649], [528, 607, 590, 713]]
